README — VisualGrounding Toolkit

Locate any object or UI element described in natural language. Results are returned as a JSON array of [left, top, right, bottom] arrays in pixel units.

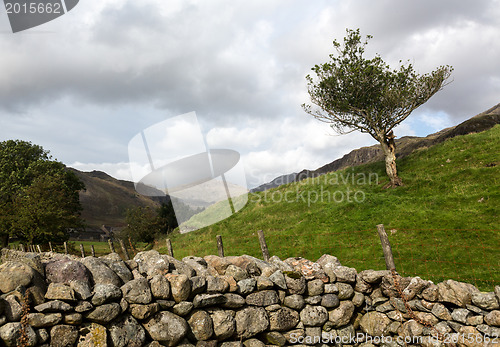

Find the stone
[[92, 283, 122, 305], [121, 278, 152, 304], [358, 269, 390, 284], [235, 307, 269, 339], [283, 329, 305, 344], [466, 315, 483, 326], [380, 273, 411, 298], [337, 282, 354, 299], [262, 331, 287, 346], [401, 319, 424, 337], [134, 250, 170, 278], [204, 255, 231, 275], [458, 326, 483, 347], [269, 256, 294, 272], [242, 338, 265, 347], [225, 265, 249, 281], [245, 290, 279, 306], [190, 276, 207, 295], [172, 301, 194, 316], [36, 328, 49, 344], [269, 307, 300, 331], [354, 277, 372, 293], [421, 284, 439, 301], [129, 303, 160, 320], [182, 256, 210, 277], [50, 324, 79, 347], [75, 300, 93, 313], [485, 310, 500, 326], [0, 261, 36, 293], [237, 278, 256, 295], [256, 276, 274, 290], [221, 276, 238, 292], [210, 309, 236, 340], [451, 308, 471, 324], [85, 302, 121, 324], [164, 255, 196, 277], [77, 322, 107, 346], [45, 258, 91, 285], [167, 274, 191, 303], [80, 256, 123, 286], [188, 310, 213, 341], [206, 276, 229, 293], [471, 292, 500, 310], [324, 283, 339, 294], [194, 293, 226, 308], [222, 293, 245, 309], [321, 294, 340, 308], [69, 280, 92, 300], [269, 270, 287, 290], [26, 312, 62, 327], [437, 280, 479, 307], [328, 300, 355, 327], [304, 295, 321, 305], [284, 257, 328, 282], [108, 314, 146, 347], [431, 303, 452, 320], [4, 295, 22, 321], [35, 300, 72, 313], [402, 276, 430, 300], [0, 322, 37, 347], [64, 312, 83, 325], [284, 273, 306, 295], [45, 282, 76, 301], [283, 294, 305, 310], [332, 266, 357, 283], [414, 311, 439, 325], [307, 279, 324, 296], [352, 292, 365, 307], [100, 252, 134, 283], [299, 305, 328, 326], [144, 311, 189, 346]]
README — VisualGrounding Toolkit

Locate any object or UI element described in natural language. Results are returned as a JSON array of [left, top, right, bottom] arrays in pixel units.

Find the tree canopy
[[303, 29, 453, 186], [0, 140, 85, 245]]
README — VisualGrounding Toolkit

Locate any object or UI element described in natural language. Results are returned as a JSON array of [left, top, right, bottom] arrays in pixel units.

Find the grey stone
[[321, 294, 339, 309], [63, 312, 82, 325], [188, 310, 213, 341], [262, 331, 286, 346], [300, 305, 328, 326], [402, 276, 430, 300], [164, 255, 196, 277], [108, 314, 146, 347], [194, 293, 226, 308], [437, 280, 479, 307], [354, 277, 372, 293], [472, 292, 500, 310], [143, 311, 189, 346], [337, 282, 354, 299], [182, 256, 210, 277], [307, 279, 324, 296], [74, 300, 93, 313], [237, 278, 256, 295], [129, 303, 160, 320], [0, 261, 36, 293], [284, 273, 306, 295], [149, 275, 171, 300], [225, 265, 249, 281], [190, 276, 207, 295], [45, 282, 76, 301], [431, 303, 452, 320], [245, 290, 279, 306], [35, 300, 72, 313], [27, 313, 62, 327], [324, 283, 338, 294], [206, 276, 229, 293], [134, 250, 170, 278], [222, 293, 245, 309], [100, 252, 134, 283], [210, 309, 236, 340], [80, 256, 123, 286], [168, 274, 191, 302], [485, 310, 500, 326], [304, 295, 321, 305], [328, 300, 355, 327], [85, 302, 121, 324], [269, 270, 287, 290], [0, 322, 36, 347], [69, 280, 92, 300], [36, 328, 49, 344], [50, 324, 78, 347], [242, 338, 265, 347], [352, 292, 365, 307], [283, 294, 305, 310], [92, 283, 122, 305], [172, 301, 194, 316], [269, 307, 300, 331], [76, 322, 107, 347], [4, 295, 22, 321], [269, 256, 294, 272], [421, 284, 440, 301], [45, 258, 91, 285], [204, 255, 231, 275], [256, 276, 274, 290], [121, 278, 152, 304], [332, 265, 357, 283], [235, 307, 269, 339]]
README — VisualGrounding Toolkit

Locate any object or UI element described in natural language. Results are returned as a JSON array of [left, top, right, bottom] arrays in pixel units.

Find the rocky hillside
[[253, 103, 500, 192]]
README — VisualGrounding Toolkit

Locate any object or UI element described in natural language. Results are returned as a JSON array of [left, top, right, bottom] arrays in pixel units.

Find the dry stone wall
[[0, 249, 499, 346]]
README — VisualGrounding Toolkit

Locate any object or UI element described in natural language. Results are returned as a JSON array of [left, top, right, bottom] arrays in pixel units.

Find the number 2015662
[[5, 2, 62, 14]]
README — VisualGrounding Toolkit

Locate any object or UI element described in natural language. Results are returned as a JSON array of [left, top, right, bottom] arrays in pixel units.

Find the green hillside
[[160, 125, 500, 290]]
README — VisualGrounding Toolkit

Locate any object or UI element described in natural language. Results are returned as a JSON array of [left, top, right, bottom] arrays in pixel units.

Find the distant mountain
[[252, 103, 500, 192], [69, 169, 168, 228]]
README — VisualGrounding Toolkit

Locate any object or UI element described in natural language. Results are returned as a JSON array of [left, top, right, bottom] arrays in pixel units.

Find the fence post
[[80, 244, 85, 258], [257, 230, 270, 262], [166, 239, 174, 258], [216, 235, 224, 258], [48, 242, 53, 253], [119, 239, 130, 260], [108, 239, 115, 253], [20, 244, 25, 252], [376, 224, 396, 271], [91, 245, 96, 257], [64, 242, 68, 254], [36, 245, 42, 253]]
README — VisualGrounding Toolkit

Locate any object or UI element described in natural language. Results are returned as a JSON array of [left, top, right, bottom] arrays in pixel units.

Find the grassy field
[[158, 125, 500, 290]]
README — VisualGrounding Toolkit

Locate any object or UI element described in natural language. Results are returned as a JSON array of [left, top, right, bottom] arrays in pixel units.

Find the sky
[[1, 0, 499, 189]]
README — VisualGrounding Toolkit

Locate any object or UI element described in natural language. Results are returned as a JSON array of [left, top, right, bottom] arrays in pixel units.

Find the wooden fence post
[[216, 235, 224, 258], [119, 239, 130, 260], [36, 245, 42, 253], [108, 239, 115, 253], [376, 224, 396, 271], [48, 242, 53, 253], [64, 242, 68, 254], [257, 230, 270, 262], [166, 239, 174, 258], [80, 244, 85, 258], [91, 245, 96, 257], [20, 244, 25, 252]]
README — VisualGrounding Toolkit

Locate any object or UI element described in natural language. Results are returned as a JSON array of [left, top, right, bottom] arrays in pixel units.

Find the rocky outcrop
[[0, 248, 498, 346]]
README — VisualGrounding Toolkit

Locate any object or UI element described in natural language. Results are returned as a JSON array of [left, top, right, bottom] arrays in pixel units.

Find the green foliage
[[303, 28, 453, 141], [123, 206, 163, 244], [157, 200, 179, 234], [0, 140, 85, 245], [164, 126, 500, 290]]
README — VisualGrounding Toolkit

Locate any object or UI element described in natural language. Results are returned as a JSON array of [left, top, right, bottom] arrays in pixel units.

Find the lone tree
[[303, 29, 453, 187]]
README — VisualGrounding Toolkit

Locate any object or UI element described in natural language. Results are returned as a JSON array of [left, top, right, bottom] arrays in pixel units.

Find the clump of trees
[[303, 29, 453, 187], [0, 140, 85, 246]]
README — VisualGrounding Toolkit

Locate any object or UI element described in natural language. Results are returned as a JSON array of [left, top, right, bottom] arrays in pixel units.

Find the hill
[[161, 124, 500, 290], [253, 103, 500, 192]]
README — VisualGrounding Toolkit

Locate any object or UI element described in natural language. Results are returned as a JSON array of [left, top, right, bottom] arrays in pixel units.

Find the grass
[[158, 125, 500, 291]]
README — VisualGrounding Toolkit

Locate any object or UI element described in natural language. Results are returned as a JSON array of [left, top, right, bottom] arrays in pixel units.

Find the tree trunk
[[0, 233, 9, 248], [380, 131, 403, 188]]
